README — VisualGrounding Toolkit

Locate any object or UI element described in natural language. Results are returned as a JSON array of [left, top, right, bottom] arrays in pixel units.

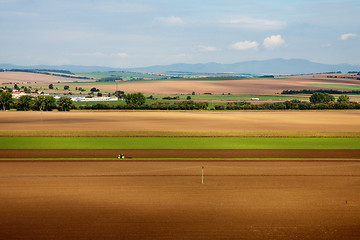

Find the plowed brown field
[[1, 149, 360, 159], [0, 161, 359, 240]]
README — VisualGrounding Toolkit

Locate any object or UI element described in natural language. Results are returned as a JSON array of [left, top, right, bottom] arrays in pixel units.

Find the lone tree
[[57, 96, 73, 111], [0, 91, 13, 110], [115, 90, 125, 99], [125, 92, 146, 107], [49, 84, 54, 90], [64, 85, 70, 90], [15, 95, 33, 111], [34, 96, 56, 111], [309, 92, 335, 104], [337, 95, 350, 103]]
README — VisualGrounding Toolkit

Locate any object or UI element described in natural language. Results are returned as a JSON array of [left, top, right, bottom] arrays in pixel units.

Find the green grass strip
[[305, 83, 360, 91], [0, 137, 359, 149]]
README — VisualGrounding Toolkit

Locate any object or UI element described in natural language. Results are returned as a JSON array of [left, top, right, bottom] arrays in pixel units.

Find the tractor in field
[[117, 153, 125, 159]]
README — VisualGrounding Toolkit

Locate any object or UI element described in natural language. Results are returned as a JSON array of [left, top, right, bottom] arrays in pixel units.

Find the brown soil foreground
[[0, 161, 359, 240], [1, 149, 360, 159]]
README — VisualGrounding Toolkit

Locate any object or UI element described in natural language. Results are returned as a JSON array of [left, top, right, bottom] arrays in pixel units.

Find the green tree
[[34, 96, 56, 111], [125, 93, 146, 107], [15, 95, 33, 111], [115, 91, 125, 99], [0, 91, 13, 110], [49, 84, 54, 89], [337, 95, 350, 103], [64, 85, 70, 90], [57, 96, 73, 111], [309, 92, 335, 104]]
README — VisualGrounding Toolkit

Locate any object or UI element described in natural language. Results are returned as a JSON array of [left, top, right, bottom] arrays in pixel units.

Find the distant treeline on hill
[[1, 69, 92, 80], [282, 89, 360, 95], [180, 76, 250, 81], [96, 77, 123, 82]]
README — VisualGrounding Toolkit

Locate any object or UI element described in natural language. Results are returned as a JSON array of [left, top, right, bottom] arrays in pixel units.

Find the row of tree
[[281, 89, 360, 94], [218, 99, 360, 110], [2, 91, 360, 111], [218, 93, 359, 110], [0, 92, 74, 111]]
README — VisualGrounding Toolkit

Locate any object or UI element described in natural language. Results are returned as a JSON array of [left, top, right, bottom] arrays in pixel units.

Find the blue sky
[[1, 0, 359, 67]]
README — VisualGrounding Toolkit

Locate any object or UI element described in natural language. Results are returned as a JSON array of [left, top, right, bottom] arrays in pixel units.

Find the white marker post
[[202, 166, 204, 185]]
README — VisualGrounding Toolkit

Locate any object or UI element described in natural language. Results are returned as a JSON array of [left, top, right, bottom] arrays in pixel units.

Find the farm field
[[0, 161, 359, 240], [2, 71, 360, 96], [1, 137, 360, 150], [1, 111, 360, 137], [0, 71, 89, 84], [1, 109, 359, 240], [82, 78, 349, 95]]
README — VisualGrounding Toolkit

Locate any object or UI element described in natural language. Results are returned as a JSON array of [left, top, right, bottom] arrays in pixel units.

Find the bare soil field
[[1, 149, 360, 159], [0, 72, 88, 84], [0, 161, 359, 240], [1, 111, 360, 137], [89, 75, 360, 95], [2, 72, 359, 95]]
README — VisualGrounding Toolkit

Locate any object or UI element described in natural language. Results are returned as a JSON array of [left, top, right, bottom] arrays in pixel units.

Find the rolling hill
[[1, 58, 360, 75]]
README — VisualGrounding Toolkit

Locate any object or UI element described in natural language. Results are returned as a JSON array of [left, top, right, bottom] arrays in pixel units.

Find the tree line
[[218, 93, 359, 110], [0, 92, 74, 111], [1, 91, 360, 111], [282, 89, 360, 94]]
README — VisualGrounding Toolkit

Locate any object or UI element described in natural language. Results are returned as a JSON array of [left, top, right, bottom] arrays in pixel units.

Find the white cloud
[[219, 17, 286, 30], [262, 35, 285, 49], [340, 33, 357, 40], [117, 53, 129, 58], [231, 41, 259, 50], [93, 52, 106, 57], [70, 52, 106, 57], [198, 45, 217, 52], [155, 16, 184, 25]]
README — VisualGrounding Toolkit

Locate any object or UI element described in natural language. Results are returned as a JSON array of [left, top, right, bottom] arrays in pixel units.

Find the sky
[[1, 0, 359, 68]]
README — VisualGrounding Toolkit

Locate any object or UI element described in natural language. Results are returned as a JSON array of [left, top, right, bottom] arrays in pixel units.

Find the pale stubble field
[[1, 110, 360, 136]]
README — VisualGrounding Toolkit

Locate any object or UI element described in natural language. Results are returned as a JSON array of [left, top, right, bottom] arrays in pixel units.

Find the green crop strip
[[1, 137, 359, 149], [305, 83, 360, 91]]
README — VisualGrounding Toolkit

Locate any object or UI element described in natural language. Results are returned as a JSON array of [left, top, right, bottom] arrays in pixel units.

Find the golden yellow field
[[0, 72, 88, 84]]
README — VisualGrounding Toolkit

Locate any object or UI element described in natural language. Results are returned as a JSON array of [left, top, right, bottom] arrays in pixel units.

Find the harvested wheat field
[[0, 161, 359, 240], [1, 111, 360, 137], [89, 75, 360, 95], [0, 71, 89, 84]]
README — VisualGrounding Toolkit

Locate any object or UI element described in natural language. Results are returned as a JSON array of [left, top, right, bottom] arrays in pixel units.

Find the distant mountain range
[[1, 58, 360, 75]]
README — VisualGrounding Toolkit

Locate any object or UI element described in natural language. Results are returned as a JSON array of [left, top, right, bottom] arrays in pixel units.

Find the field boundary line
[[1, 158, 360, 161], [205, 163, 360, 170]]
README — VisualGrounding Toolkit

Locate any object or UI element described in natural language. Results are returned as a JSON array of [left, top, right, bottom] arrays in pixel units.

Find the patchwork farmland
[[0, 110, 359, 239]]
